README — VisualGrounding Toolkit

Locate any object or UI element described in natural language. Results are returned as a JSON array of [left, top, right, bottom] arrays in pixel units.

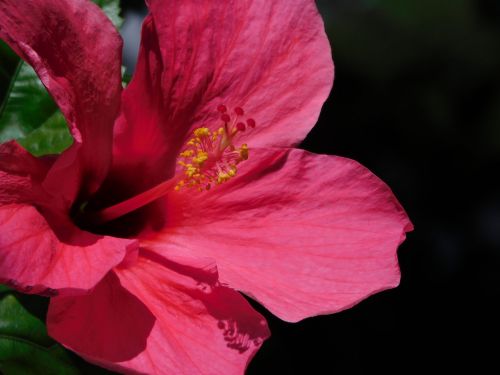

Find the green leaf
[[93, 0, 124, 29], [0, 41, 20, 104], [0, 62, 75, 155], [18, 111, 73, 157], [0, 340, 80, 375], [0, 293, 79, 374], [0, 294, 52, 349], [0, 284, 11, 294], [121, 66, 132, 87], [0, 63, 65, 142]]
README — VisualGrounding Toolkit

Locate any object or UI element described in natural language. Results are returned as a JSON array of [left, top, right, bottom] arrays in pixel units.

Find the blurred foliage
[[18, 111, 73, 157], [94, 0, 124, 29], [0, 39, 19, 106], [0, 284, 11, 294]]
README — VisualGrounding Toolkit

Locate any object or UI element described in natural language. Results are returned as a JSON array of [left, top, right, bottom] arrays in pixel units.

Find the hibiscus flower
[[0, 0, 413, 374]]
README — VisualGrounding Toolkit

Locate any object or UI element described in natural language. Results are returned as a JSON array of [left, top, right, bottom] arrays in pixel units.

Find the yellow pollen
[[192, 151, 208, 165], [194, 127, 210, 137], [239, 144, 249, 160], [175, 112, 254, 192], [180, 150, 194, 158]]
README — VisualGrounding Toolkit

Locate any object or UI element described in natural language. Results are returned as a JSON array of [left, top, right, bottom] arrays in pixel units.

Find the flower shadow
[[142, 249, 270, 355]]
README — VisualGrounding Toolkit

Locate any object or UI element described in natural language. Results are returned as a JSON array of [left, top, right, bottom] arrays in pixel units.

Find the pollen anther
[[175, 106, 256, 191]]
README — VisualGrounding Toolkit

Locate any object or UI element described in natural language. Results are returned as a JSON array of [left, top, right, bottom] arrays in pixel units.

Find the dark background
[[122, 0, 500, 372]]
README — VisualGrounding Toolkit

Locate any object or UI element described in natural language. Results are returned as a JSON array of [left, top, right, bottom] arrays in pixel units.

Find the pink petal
[[0, 204, 134, 296], [49, 250, 270, 374], [149, 148, 413, 323], [0, 141, 51, 204], [47, 272, 155, 363], [0, 141, 51, 179], [112, 16, 176, 191], [42, 144, 83, 208], [0, 0, 123, 195], [113, 0, 333, 183], [0, 140, 131, 298]]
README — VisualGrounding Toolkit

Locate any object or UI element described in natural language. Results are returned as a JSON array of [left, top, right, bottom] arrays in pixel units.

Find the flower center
[[89, 106, 255, 224], [175, 105, 254, 192]]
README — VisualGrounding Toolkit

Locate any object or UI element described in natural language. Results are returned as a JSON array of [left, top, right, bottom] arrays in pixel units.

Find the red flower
[[0, 0, 412, 374]]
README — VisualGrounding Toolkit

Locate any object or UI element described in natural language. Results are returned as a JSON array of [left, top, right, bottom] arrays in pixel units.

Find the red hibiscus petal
[[112, 16, 176, 190], [49, 250, 270, 374], [0, 141, 131, 296], [113, 0, 333, 185], [0, 0, 123, 195], [0, 141, 51, 179], [0, 141, 51, 205], [151, 148, 413, 323], [0, 204, 134, 296], [47, 271, 155, 363]]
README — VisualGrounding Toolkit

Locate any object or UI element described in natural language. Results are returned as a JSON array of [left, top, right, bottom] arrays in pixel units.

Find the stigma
[[176, 106, 256, 192]]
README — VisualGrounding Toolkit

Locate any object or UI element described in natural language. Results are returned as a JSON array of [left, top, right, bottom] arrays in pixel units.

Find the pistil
[[93, 179, 175, 224], [92, 106, 255, 224]]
